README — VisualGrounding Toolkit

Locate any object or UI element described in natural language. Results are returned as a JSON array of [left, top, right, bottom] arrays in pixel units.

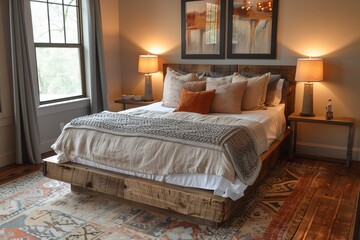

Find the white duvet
[[52, 103, 286, 200]]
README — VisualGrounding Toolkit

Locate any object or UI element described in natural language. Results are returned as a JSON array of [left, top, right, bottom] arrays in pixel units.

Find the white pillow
[[273, 78, 284, 106], [162, 68, 198, 108], [205, 75, 233, 91], [233, 72, 270, 110]]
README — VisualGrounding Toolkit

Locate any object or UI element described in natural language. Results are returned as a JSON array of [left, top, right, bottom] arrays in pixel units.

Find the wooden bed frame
[[43, 64, 296, 226]]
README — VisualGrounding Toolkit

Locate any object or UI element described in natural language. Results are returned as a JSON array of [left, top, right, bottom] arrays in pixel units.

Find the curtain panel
[[9, 0, 41, 164]]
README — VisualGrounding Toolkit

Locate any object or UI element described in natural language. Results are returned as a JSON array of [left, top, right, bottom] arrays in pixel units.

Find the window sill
[[37, 97, 90, 117]]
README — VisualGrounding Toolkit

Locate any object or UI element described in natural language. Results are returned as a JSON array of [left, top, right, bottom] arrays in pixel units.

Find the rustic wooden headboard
[[163, 64, 296, 124]]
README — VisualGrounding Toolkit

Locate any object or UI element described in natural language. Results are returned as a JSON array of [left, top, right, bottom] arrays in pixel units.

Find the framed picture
[[181, 0, 226, 59], [227, 0, 278, 59]]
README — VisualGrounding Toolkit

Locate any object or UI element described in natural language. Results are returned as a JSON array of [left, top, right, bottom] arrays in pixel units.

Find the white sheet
[[60, 103, 286, 201]]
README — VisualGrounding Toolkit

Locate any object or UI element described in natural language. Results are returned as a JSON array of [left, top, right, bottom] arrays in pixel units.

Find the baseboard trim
[[297, 141, 360, 161], [0, 151, 16, 168], [40, 138, 58, 154]]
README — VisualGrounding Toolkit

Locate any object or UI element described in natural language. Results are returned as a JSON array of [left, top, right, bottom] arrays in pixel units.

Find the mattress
[[53, 103, 286, 200]]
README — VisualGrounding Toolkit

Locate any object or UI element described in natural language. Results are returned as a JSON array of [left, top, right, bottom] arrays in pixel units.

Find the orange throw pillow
[[175, 88, 215, 114]]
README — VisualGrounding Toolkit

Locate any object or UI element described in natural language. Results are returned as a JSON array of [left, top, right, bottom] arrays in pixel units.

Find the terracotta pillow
[[210, 81, 248, 114], [175, 89, 215, 114]]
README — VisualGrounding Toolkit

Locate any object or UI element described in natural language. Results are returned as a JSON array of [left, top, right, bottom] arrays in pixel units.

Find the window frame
[[30, 0, 86, 105]]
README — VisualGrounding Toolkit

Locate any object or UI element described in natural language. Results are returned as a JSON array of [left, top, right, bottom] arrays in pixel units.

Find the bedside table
[[114, 99, 158, 110], [288, 113, 355, 167]]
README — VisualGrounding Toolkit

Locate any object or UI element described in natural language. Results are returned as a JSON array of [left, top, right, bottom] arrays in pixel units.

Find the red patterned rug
[[0, 162, 325, 239]]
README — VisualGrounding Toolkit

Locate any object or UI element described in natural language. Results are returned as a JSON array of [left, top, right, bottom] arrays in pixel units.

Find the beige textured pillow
[[233, 72, 270, 110], [162, 68, 198, 108], [210, 81, 248, 114], [205, 75, 233, 91], [183, 81, 206, 92]]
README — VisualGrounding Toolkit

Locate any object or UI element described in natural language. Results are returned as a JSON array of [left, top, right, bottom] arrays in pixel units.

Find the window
[[30, 0, 85, 104]]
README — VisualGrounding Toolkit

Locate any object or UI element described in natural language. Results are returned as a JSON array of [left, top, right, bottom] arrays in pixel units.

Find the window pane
[[49, 3, 65, 43], [49, 0, 63, 4], [35, 47, 83, 102], [65, 6, 79, 43], [64, 0, 78, 6], [30, 2, 49, 43]]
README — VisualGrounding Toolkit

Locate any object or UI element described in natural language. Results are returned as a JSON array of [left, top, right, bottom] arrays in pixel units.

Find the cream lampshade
[[295, 58, 323, 116], [138, 54, 158, 101]]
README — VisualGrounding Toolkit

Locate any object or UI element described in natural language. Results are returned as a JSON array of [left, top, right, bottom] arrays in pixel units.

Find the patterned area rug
[[0, 162, 325, 239]]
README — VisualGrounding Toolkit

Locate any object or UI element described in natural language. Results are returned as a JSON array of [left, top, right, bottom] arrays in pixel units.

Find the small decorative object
[[122, 94, 133, 100], [133, 95, 142, 101], [326, 99, 333, 120], [138, 54, 158, 101], [295, 58, 324, 117]]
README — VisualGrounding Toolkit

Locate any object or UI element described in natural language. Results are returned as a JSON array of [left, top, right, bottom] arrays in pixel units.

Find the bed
[[43, 64, 296, 225]]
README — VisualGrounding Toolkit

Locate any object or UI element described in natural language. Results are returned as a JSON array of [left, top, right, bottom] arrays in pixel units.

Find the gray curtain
[[9, 0, 42, 164], [83, 0, 108, 113]]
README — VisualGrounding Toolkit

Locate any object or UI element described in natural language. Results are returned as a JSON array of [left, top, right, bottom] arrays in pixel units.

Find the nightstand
[[114, 99, 158, 110], [288, 113, 355, 167]]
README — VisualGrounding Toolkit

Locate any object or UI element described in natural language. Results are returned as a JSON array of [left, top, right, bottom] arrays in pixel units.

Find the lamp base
[[299, 112, 315, 117], [143, 74, 154, 101], [300, 82, 314, 117]]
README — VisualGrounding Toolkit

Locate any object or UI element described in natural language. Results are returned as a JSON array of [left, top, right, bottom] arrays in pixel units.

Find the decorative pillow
[[233, 72, 270, 110], [264, 75, 281, 106], [183, 81, 206, 92], [175, 89, 215, 114], [162, 67, 198, 108], [273, 78, 285, 106], [210, 81, 248, 114], [205, 75, 233, 91]]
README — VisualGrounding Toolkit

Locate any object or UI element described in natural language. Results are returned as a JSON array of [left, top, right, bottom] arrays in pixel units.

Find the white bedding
[[138, 102, 286, 146], [53, 103, 286, 200]]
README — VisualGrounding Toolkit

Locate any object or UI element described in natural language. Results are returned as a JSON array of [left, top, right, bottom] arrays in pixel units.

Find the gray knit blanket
[[66, 111, 261, 185]]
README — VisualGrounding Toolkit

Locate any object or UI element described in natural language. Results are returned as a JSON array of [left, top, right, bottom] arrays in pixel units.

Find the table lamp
[[295, 58, 323, 116], [138, 54, 158, 101]]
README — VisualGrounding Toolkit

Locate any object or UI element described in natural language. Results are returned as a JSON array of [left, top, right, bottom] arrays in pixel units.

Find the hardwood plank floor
[[1, 157, 359, 239]]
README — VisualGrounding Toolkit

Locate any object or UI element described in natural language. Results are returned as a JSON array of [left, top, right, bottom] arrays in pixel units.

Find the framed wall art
[[227, 0, 278, 59], [181, 0, 226, 59]]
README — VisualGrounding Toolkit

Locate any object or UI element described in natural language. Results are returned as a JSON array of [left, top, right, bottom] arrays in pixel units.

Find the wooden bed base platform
[[43, 130, 290, 225]]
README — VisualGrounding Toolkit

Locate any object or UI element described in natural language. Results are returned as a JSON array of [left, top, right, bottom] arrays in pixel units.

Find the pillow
[[183, 81, 206, 92], [233, 72, 270, 110], [175, 88, 215, 114], [264, 75, 281, 106], [162, 67, 199, 108], [175, 69, 225, 79], [205, 75, 233, 91], [210, 81, 248, 114], [273, 78, 284, 106]]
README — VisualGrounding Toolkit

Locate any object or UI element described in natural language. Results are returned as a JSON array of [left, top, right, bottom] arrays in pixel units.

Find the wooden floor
[[1, 157, 359, 239]]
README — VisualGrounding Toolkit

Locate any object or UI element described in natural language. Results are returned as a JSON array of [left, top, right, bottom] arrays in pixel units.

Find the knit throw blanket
[[66, 111, 261, 185]]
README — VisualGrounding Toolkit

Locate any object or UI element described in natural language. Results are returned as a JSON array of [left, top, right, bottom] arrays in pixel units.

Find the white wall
[[117, 0, 360, 161]]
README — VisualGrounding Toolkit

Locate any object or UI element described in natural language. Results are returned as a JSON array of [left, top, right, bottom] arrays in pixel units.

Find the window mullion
[[62, 1, 67, 43], [46, 2, 51, 43]]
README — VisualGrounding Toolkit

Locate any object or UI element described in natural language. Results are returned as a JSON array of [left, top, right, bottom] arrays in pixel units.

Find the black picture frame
[[181, 0, 226, 59], [227, 0, 278, 59]]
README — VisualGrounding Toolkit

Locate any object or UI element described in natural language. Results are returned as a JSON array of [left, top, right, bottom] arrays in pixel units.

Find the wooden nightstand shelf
[[288, 113, 355, 167], [114, 99, 158, 110]]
